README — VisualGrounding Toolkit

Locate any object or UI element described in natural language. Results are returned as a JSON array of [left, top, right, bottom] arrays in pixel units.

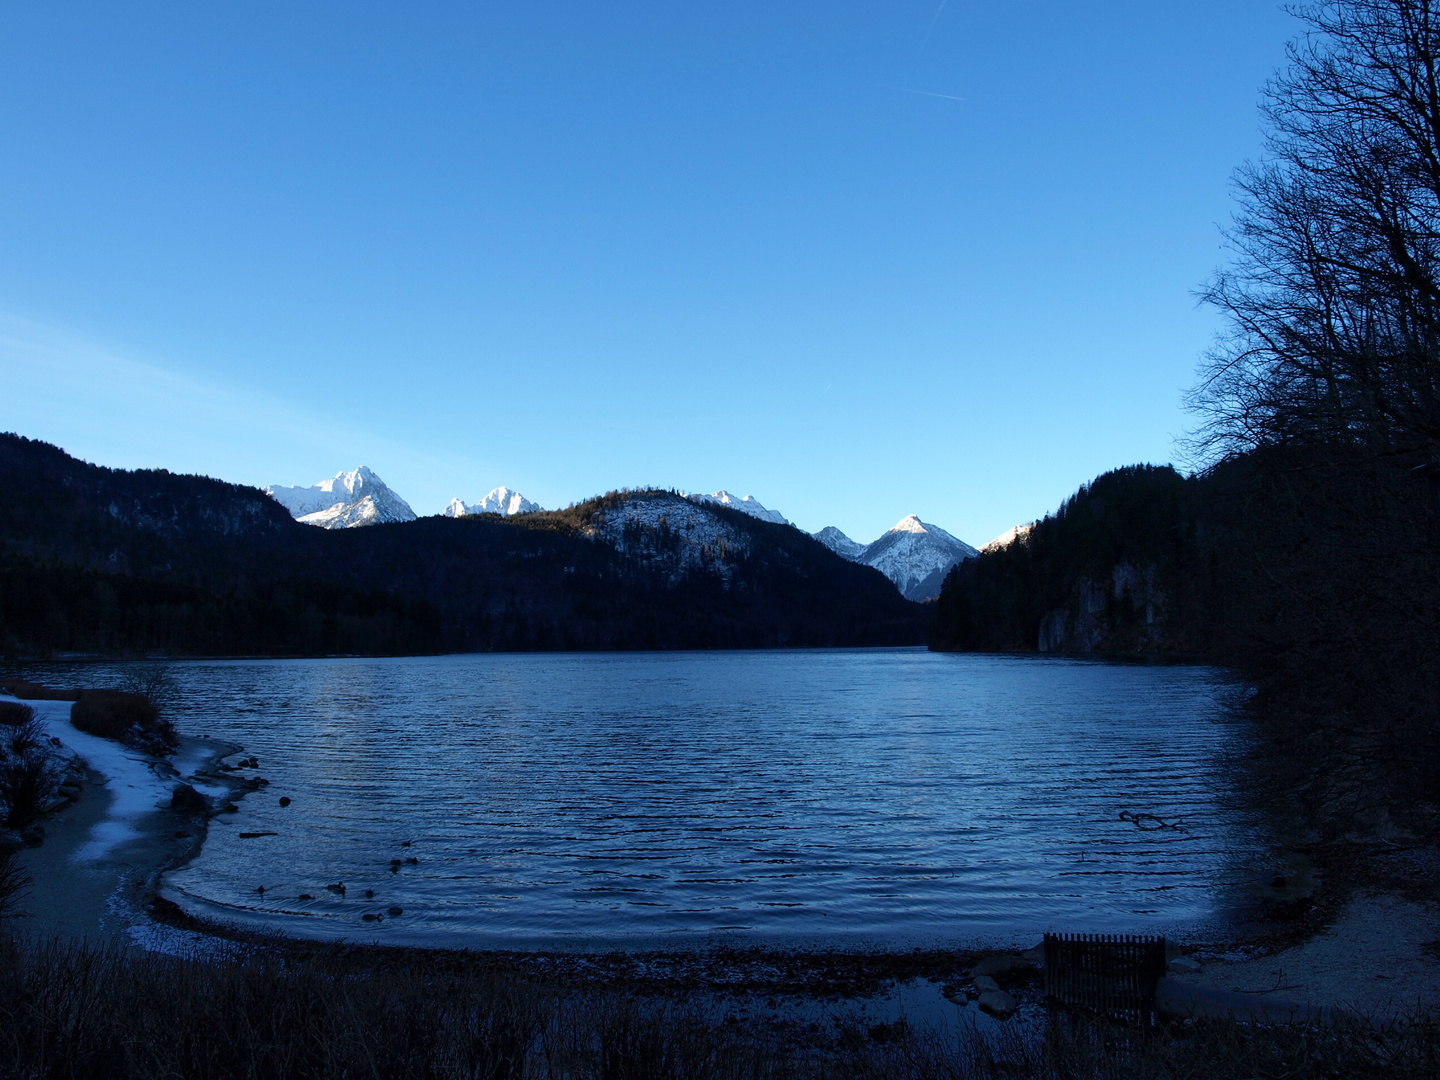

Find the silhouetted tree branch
[[1195, 0, 1440, 458]]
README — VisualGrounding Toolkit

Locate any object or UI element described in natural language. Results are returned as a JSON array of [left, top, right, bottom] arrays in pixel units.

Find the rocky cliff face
[[929, 464, 1212, 658], [1036, 562, 1166, 653]]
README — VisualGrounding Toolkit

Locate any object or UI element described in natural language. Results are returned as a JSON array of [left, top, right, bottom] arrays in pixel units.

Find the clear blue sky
[[0, 1, 1295, 546]]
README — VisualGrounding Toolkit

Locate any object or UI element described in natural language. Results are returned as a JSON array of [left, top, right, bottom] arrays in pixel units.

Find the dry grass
[[0, 935, 1436, 1079]]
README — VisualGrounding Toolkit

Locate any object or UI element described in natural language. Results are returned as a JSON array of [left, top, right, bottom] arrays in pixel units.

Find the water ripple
[[157, 649, 1259, 949]]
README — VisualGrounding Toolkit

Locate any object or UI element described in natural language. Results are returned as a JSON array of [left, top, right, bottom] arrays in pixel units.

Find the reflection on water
[[147, 649, 1256, 949]]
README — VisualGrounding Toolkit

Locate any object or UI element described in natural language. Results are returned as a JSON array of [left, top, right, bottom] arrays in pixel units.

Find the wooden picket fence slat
[[1042, 932, 1167, 1023]]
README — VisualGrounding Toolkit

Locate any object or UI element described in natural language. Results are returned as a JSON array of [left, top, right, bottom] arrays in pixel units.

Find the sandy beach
[[1166, 890, 1440, 1021]]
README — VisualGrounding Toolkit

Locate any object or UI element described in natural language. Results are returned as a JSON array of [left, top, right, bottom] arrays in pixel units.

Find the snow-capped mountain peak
[[891, 514, 929, 534], [265, 467, 417, 529], [811, 514, 978, 601], [444, 486, 541, 517], [686, 490, 788, 525]]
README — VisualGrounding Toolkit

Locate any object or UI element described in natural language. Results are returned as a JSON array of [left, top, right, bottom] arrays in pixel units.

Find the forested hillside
[[929, 465, 1218, 657], [0, 435, 923, 658]]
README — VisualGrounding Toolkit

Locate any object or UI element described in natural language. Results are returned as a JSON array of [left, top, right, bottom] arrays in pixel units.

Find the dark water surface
[[151, 649, 1258, 949]]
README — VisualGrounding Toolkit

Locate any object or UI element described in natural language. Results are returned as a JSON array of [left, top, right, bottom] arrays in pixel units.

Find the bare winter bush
[[115, 662, 179, 717], [0, 717, 59, 829]]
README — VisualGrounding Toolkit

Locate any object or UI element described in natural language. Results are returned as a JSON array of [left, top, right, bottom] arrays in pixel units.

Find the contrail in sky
[[900, 88, 964, 102], [920, 0, 950, 53]]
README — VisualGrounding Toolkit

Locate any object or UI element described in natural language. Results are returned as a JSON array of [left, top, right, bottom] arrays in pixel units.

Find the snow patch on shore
[[6, 695, 178, 862]]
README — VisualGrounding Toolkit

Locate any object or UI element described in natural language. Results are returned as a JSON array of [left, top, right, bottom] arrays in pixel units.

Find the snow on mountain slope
[[813, 525, 865, 560], [686, 490, 788, 525], [982, 522, 1034, 552], [812, 515, 978, 601], [860, 516, 978, 601], [265, 467, 416, 529], [444, 487, 541, 517], [590, 492, 751, 584]]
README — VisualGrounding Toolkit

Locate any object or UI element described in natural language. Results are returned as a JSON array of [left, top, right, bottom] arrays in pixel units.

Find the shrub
[[71, 690, 160, 742], [2, 718, 43, 759], [0, 702, 33, 727], [0, 719, 58, 828]]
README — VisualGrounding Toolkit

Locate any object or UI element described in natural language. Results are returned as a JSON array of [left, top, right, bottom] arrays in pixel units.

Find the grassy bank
[[0, 934, 1436, 1080]]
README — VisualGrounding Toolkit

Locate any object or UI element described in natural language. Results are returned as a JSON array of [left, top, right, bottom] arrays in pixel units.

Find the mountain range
[[1, 433, 925, 657], [678, 493, 980, 602], [264, 471, 979, 602]]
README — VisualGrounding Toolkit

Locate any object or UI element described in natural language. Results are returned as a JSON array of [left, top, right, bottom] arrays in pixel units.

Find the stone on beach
[[1168, 955, 1202, 974], [972, 954, 1035, 982], [170, 784, 209, 815], [973, 975, 1001, 993], [977, 990, 1017, 1017]]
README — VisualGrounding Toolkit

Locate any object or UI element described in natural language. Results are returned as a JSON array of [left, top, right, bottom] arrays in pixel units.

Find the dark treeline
[[930, 447, 1440, 829], [0, 434, 923, 660], [936, 0, 1440, 835]]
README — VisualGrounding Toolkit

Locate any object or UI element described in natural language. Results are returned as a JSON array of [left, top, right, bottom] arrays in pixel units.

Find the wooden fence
[[1042, 933, 1168, 1022]]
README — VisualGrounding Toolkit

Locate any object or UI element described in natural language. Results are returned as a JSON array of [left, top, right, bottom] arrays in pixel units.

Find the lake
[[149, 648, 1259, 949]]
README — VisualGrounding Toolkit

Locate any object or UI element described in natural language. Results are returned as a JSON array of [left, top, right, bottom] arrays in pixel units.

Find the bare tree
[[116, 661, 179, 716], [1194, 0, 1440, 459]]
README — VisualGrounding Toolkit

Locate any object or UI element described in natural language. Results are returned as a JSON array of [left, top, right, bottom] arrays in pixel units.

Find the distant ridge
[[444, 487, 540, 517], [686, 490, 788, 525]]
